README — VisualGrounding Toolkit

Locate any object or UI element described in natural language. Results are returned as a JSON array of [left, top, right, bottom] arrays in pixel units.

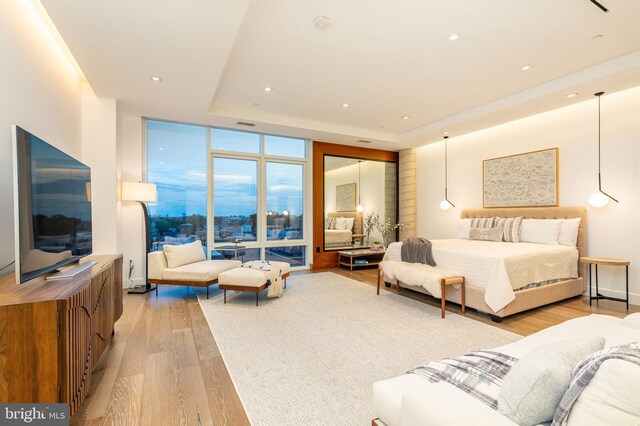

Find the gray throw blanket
[[401, 237, 436, 266], [409, 350, 518, 410], [552, 342, 640, 425]]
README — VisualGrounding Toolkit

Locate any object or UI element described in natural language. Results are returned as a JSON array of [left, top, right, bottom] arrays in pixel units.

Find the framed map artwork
[[483, 148, 558, 208], [336, 183, 356, 211]]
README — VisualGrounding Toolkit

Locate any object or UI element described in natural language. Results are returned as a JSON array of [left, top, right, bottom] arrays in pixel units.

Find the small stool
[[218, 263, 291, 306], [441, 276, 465, 319]]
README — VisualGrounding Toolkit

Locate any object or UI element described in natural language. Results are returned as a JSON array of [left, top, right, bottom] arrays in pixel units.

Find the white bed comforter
[[324, 229, 352, 245], [383, 239, 578, 312]]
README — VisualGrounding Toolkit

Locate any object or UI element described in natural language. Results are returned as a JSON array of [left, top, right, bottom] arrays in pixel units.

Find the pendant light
[[588, 92, 618, 208], [440, 136, 455, 210], [356, 160, 364, 212]]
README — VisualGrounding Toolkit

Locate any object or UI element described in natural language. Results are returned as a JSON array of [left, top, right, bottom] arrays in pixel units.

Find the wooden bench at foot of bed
[[376, 266, 465, 319]]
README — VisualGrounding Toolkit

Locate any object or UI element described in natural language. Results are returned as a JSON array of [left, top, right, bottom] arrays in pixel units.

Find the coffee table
[[338, 249, 385, 271]]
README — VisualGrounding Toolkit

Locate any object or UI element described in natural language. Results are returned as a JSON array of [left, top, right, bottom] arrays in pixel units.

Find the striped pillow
[[470, 217, 497, 228], [496, 217, 524, 242]]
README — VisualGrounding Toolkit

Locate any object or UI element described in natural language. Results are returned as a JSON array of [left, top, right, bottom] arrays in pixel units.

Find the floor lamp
[[122, 181, 158, 294]]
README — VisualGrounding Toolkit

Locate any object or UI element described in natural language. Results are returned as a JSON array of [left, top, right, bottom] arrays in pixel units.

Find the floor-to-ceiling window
[[210, 130, 308, 267], [146, 120, 208, 253], [146, 119, 309, 267]]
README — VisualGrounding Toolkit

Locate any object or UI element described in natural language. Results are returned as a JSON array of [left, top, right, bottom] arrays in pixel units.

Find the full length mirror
[[323, 156, 397, 251]]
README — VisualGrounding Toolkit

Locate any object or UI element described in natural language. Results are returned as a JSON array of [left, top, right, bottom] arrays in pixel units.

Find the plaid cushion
[[470, 217, 497, 228], [496, 217, 523, 242]]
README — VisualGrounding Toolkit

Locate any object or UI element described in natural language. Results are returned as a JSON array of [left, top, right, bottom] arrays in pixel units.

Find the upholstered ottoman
[[218, 261, 291, 306]]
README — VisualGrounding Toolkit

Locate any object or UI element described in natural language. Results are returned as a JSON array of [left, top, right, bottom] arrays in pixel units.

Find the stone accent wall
[[399, 149, 417, 240]]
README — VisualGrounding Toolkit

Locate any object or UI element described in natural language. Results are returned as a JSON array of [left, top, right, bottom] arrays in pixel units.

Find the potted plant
[[363, 212, 379, 246], [371, 240, 382, 251], [376, 218, 408, 249]]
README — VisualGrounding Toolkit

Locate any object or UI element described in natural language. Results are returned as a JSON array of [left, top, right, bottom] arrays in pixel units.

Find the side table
[[579, 256, 630, 309]]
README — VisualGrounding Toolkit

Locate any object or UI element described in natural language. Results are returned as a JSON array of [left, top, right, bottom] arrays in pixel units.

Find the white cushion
[[334, 217, 348, 230], [558, 217, 581, 247], [498, 336, 606, 425], [456, 218, 471, 239], [219, 268, 268, 287], [148, 251, 168, 280], [566, 359, 640, 426], [402, 382, 518, 426], [344, 217, 355, 231], [162, 259, 240, 282], [373, 374, 433, 426], [520, 219, 562, 245], [163, 240, 206, 268], [622, 313, 640, 330]]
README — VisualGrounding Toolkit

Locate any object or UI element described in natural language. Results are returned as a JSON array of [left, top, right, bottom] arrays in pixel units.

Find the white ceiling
[[41, 0, 640, 150]]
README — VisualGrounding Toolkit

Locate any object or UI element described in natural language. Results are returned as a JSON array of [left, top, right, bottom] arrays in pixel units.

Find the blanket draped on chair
[[401, 237, 436, 266], [409, 350, 518, 410], [552, 342, 640, 425], [241, 260, 284, 297]]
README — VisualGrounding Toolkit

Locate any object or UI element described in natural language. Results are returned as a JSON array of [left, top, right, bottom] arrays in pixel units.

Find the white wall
[[0, 0, 82, 275], [82, 87, 119, 254], [416, 86, 640, 303], [118, 111, 146, 286]]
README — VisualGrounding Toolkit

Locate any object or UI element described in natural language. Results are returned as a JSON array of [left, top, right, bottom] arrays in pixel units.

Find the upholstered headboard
[[327, 211, 363, 234], [461, 207, 587, 277]]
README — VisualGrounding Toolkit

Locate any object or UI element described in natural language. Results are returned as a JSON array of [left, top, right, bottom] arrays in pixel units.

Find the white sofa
[[148, 240, 240, 298], [373, 313, 640, 426]]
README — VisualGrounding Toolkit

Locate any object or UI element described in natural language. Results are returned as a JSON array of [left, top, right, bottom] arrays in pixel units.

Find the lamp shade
[[121, 182, 157, 202], [440, 200, 452, 210], [588, 191, 609, 208]]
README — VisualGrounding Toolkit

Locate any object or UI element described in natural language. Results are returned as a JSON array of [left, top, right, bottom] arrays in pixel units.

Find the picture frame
[[483, 147, 558, 208], [336, 183, 357, 211]]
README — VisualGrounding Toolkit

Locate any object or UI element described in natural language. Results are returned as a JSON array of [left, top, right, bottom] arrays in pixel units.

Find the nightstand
[[579, 257, 630, 309]]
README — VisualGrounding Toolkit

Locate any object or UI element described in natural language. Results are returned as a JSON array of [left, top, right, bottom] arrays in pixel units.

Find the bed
[[324, 211, 362, 248], [382, 207, 587, 320]]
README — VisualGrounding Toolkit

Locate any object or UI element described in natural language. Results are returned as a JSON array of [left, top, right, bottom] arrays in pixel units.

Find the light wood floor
[[73, 268, 638, 425]]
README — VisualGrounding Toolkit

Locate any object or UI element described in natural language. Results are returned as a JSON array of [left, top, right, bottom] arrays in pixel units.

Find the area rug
[[198, 272, 520, 426]]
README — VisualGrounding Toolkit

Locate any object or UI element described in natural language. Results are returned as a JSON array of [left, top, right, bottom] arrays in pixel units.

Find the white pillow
[[558, 218, 581, 247], [498, 336, 606, 425], [566, 359, 640, 425], [520, 219, 562, 245], [163, 240, 206, 269], [456, 219, 471, 239], [333, 217, 348, 230], [622, 313, 640, 330], [344, 217, 355, 231]]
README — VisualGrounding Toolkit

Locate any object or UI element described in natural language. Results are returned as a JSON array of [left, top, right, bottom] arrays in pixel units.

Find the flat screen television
[[12, 125, 93, 283]]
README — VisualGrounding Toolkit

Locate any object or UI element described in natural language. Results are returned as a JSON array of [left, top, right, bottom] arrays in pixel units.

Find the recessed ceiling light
[[159, 147, 164, 151], [160, 161, 164, 165], [150, 75, 162, 82], [448, 33, 460, 41], [567, 93, 579, 98], [591, 34, 604, 41], [341, 103, 350, 108], [442, 131, 449, 135], [401, 115, 410, 120], [520, 64, 533, 71], [263, 87, 273, 92]]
